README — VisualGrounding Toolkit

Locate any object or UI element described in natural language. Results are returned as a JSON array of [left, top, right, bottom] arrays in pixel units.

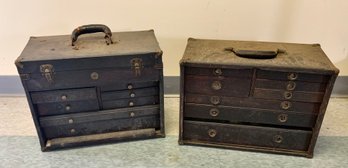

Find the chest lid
[[15, 25, 162, 74], [181, 38, 338, 74]]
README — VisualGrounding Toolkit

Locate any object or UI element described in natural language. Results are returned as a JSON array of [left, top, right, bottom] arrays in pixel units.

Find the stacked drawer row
[[181, 66, 328, 155], [29, 79, 161, 149]]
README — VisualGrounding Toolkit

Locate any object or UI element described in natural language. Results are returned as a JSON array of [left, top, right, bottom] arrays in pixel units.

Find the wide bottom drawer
[[40, 105, 160, 139], [183, 120, 312, 151]]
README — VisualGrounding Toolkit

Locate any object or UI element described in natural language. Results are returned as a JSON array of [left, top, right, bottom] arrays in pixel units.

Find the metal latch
[[130, 58, 143, 77], [40, 64, 54, 83]]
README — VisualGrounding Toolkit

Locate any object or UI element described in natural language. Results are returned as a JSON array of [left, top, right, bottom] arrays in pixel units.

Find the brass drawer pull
[[70, 129, 76, 134], [130, 92, 136, 98], [129, 101, 134, 107], [209, 108, 220, 117], [130, 112, 135, 117], [280, 101, 291, 110], [273, 135, 283, 143], [283, 91, 293, 99], [278, 114, 288, 123], [65, 105, 71, 111], [213, 68, 222, 75], [288, 72, 298, 80], [211, 81, 222, 90], [208, 129, 217, 138], [210, 96, 220, 105], [286, 81, 296, 91], [61, 95, 67, 101], [90, 72, 99, 80], [68, 119, 74, 124], [127, 84, 133, 90]]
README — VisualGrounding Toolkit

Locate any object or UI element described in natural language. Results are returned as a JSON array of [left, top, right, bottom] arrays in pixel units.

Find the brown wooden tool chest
[[15, 25, 165, 151], [179, 38, 339, 157]]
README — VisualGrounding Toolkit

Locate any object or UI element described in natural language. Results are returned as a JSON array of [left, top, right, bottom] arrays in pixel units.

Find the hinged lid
[[16, 25, 162, 74], [181, 38, 339, 74]]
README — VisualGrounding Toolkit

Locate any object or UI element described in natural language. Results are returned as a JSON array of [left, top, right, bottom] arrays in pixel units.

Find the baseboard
[[0, 76, 347, 97]]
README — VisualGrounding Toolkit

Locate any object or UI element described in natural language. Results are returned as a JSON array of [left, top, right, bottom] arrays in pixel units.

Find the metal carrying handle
[[71, 24, 113, 46], [225, 47, 284, 59]]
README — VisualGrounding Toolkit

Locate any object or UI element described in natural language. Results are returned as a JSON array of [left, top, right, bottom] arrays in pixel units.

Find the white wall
[[1, 0, 347, 76]]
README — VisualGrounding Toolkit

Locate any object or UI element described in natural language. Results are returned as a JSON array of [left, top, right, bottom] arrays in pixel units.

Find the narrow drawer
[[257, 70, 329, 83], [253, 89, 324, 103], [185, 94, 320, 113], [184, 103, 317, 128], [102, 96, 159, 110], [37, 100, 99, 116], [255, 79, 327, 92], [101, 87, 159, 101], [183, 120, 312, 151], [185, 75, 251, 97], [100, 81, 158, 92], [25, 68, 159, 91], [40, 105, 160, 139], [185, 67, 253, 78], [31, 88, 97, 103]]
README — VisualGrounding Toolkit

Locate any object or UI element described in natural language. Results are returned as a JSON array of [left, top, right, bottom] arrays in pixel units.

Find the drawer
[[40, 105, 160, 139], [37, 100, 99, 116], [100, 81, 158, 92], [255, 79, 327, 92], [183, 120, 312, 151], [101, 87, 159, 101], [185, 94, 320, 113], [102, 96, 159, 110], [257, 70, 329, 83], [31, 88, 97, 103], [185, 67, 253, 78], [185, 75, 251, 97], [253, 89, 324, 103], [184, 103, 317, 128], [25, 68, 160, 91]]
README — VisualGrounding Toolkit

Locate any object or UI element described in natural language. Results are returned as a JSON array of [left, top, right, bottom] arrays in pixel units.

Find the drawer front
[[101, 87, 159, 101], [184, 104, 317, 128], [100, 81, 158, 92], [31, 88, 97, 103], [255, 79, 327, 92], [257, 70, 329, 83], [185, 67, 253, 78], [37, 100, 99, 116], [40, 105, 160, 139], [185, 75, 251, 97], [183, 121, 312, 151], [102, 96, 159, 110], [25, 68, 159, 91], [185, 94, 320, 113], [253, 89, 324, 103]]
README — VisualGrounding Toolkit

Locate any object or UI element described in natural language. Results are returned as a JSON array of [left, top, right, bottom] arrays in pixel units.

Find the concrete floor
[[0, 96, 348, 168]]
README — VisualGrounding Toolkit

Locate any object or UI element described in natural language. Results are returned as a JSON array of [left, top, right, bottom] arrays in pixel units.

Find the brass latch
[[40, 64, 54, 83], [130, 58, 143, 77]]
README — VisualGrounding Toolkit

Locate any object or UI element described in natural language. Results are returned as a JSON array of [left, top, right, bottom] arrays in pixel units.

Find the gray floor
[[1, 96, 348, 168]]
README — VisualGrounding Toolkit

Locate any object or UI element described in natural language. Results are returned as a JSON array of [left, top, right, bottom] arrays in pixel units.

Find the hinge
[[20, 74, 30, 80], [130, 58, 143, 77], [40, 64, 54, 83]]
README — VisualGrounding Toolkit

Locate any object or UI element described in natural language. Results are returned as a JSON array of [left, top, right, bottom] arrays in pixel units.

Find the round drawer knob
[[283, 91, 293, 100], [90, 72, 99, 80], [127, 84, 133, 90], [208, 129, 217, 138], [211, 81, 222, 90], [278, 114, 288, 123], [61, 95, 67, 101], [209, 108, 220, 117], [214, 68, 222, 75], [65, 105, 71, 111], [130, 112, 135, 117], [130, 92, 136, 98], [210, 96, 220, 105], [70, 129, 76, 133], [286, 81, 296, 91], [129, 101, 134, 107], [273, 135, 283, 144], [288, 73, 298, 80], [280, 101, 292, 110], [68, 119, 74, 124]]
